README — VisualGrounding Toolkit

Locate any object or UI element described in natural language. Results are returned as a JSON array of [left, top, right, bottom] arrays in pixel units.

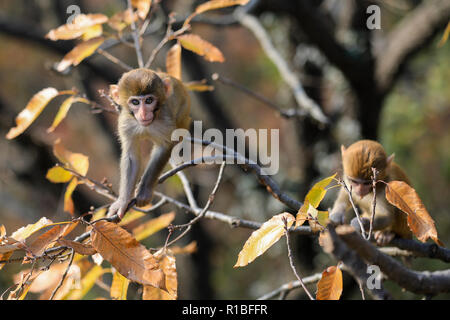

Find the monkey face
[[127, 93, 160, 126], [347, 176, 372, 199]]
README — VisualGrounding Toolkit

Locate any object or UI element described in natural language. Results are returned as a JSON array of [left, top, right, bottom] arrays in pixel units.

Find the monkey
[[107, 68, 191, 219], [330, 140, 412, 245]]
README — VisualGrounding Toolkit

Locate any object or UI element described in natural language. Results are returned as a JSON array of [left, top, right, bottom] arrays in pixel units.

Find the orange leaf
[[46, 14, 108, 40], [56, 37, 105, 72], [11, 217, 53, 242], [316, 265, 343, 300], [166, 43, 182, 80], [195, 0, 250, 14], [385, 181, 443, 246], [6, 88, 59, 139], [53, 139, 89, 176], [131, 0, 152, 19], [438, 22, 450, 47], [170, 241, 197, 255], [27, 222, 78, 256], [81, 24, 103, 41], [234, 212, 295, 267], [90, 221, 166, 289], [47, 96, 89, 133], [57, 238, 97, 256], [64, 177, 79, 216], [108, 9, 138, 31], [143, 250, 177, 300], [177, 34, 225, 62]]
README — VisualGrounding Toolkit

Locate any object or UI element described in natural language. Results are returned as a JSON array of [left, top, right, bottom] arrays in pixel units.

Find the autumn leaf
[[56, 37, 105, 72], [27, 222, 78, 256], [6, 88, 59, 139], [170, 241, 197, 255], [46, 166, 73, 183], [132, 212, 175, 241], [184, 80, 214, 92], [185, 0, 250, 26], [166, 43, 182, 80], [131, 0, 152, 19], [64, 178, 79, 216], [53, 139, 89, 176], [385, 181, 443, 246], [46, 14, 108, 40], [118, 209, 146, 226], [316, 265, 343, 300], [234, 213, 295, 267], [57, 238, 97, 256], [111, 270, 130, 300], [11, 217, 54, 242], [47, 96, 90, 133], [143, 250, 177, 300], [438, 22, 450, 47], [90, 221, 166, 290], [81, 24, 103, 41], [108, 9, 138, 31], [177, 34, 225, 63]]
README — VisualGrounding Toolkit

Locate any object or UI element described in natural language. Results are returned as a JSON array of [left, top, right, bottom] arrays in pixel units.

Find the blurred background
[[0, 0, 449, 299]]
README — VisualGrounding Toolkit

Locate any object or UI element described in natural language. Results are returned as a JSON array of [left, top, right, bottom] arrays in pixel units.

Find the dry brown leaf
[[166, 43, 182, 80], [131, 0, 152, 19], [27, 222, 78, 256], [91, 221, 166, 289], [316, 265, 343, 300], [56, 36, 105, 72], [57, 238, 96, 256], [110, 270, 130, 300], [184, 80, 214, 92], [170, 241, 197, 255], [11, 217, 53, 242], [46, 14, 108, 40], [143, 250, 177, 300], [177, 34, 225, 63], [234, 212, 295, 267], [385, 181, 443, 246], [6, 88, 59, 139], [132, 212, 175, 241], [64, 178, 79, 216], [195, 0, 250, 14]]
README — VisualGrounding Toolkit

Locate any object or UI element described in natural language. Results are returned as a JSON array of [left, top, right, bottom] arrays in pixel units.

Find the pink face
[[347, 176, 372, 199], [128, 93, 159, 126]]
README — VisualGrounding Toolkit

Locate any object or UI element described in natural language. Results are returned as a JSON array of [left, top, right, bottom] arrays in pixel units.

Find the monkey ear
[[340, 145, 346, 156], [163, 78, 173, 97], [387, 153, 395, 165], [109, 84, 120, 103]]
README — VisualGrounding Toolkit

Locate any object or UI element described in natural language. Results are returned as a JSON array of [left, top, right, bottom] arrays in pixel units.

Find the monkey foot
[[374, 231, 395, 246]]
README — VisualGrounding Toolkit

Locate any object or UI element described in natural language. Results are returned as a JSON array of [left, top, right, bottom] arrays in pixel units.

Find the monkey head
[[341, 140, 393, 199], [115, 68, 171, 127]]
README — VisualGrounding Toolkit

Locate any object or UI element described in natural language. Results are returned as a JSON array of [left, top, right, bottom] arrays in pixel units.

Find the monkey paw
[[374, 231, 395, 246], [135, 188, 154, 207], [107, 198, 129, 220]]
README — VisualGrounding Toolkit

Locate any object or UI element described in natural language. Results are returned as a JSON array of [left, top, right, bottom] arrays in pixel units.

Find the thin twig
[[340, 179, 367, 239], [127, 0, 144, 68], [257, 272, 322, 300], [283, 217, 315, 300], [368, 167, 379, 240], [97, 48, 133, 71], [49, 249, 74, 300]]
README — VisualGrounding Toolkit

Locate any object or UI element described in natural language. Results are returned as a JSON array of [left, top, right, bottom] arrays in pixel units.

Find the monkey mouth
[[139, 115, 154, 126]]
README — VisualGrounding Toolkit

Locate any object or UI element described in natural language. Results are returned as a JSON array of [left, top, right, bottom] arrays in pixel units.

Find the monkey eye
[[145, 96, 154, 104], [130, 99, 140, 106]]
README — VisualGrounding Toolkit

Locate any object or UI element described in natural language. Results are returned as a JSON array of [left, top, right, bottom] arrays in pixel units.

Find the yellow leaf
[[234, 213, 295, 267], [90, 221, 166, 289], [132, 212, 175, 242], [438, 22, 450, 47], [56, 37, 105, 72], [108, 9, 138, 31], [11, 217, 53, 242], [47, 96, 89, 133], [46, 166, 73, 183], [385, 181, 443, 246], [177, 34, 225, 63], [64, 265, 104, 300], [305, 173, 336, 208], [46, 14, 108, 40], [6, 88, 59, 139], [118, 209, 146, 226], [195, 0, 250, 14], [316, 265, 343, 300], [53, 139, 89, 176], [110, 270, 130, 300], [184, 80, 214, 92], [64, 177, 79, 216], [131, 0, 152, 19], [81, 24, 103, 41], [166, 43, 182, 80]]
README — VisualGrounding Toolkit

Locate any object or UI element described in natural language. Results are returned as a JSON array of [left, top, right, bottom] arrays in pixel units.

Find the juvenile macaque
[[330, 140, 412, 245], [107, 69, 191, 219]]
